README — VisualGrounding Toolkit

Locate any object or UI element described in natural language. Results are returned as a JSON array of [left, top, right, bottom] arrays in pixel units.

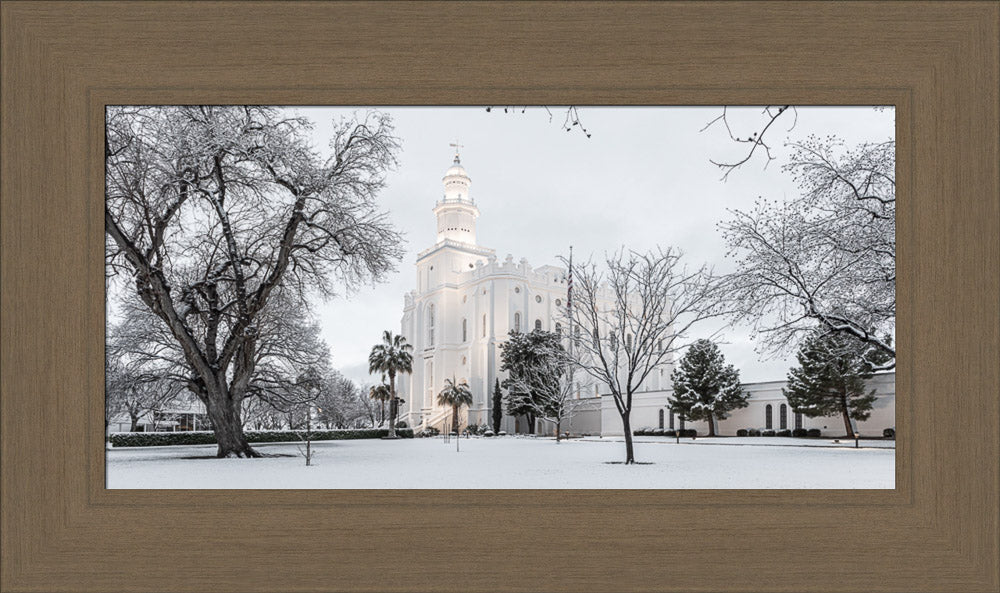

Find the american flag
[[566, 245, 573, 317]]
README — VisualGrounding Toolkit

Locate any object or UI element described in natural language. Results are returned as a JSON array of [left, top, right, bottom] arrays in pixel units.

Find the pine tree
[[783, 332, 882, 438], [491, 378, 503, 433], [668, 339, 748, 436], [499, 330, 565, 434]]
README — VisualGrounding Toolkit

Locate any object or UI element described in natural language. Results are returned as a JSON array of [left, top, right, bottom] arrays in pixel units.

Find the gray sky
[[294, 106, 894, 386]]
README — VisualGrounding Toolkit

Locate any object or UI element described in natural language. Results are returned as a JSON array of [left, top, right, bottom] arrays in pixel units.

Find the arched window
[[626, 334, 633, 349], [462, 318, 467, 342], [669, 409, 675, 430], [794, 411, 803, 430], [534, 319, 542, 331], [555, 322, 562, 335], [425, 361, 434, 403], [765, 404, 773, 430], [779, 404, 788, 430], [592, 328, 599, 347], [658, 409, 665, 429], [482, 314, 487, 337], [427, 304, 435, 347], [514, 312, 521, 333], [461, 356, 467, 366]]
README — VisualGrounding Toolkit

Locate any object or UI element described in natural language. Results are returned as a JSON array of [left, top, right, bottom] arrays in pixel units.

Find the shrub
[[497, 431, 507, 436], [679, 428, 697, 438], [652, 428, 664, 436], [395, 421, 408, 429], [420, 426, 440, 438], [762, 429, 776, 437], [736, 429, 748, 437], [633, 429, 643, 436], [777, 429, 792, 437], [807, 428, 821, 437], [883, 427, 895, 439], [664, 429, 676, 437], [463, 424, 479, 436], [109, 428, 415, 448], [483, 430, 495, 437], [749, 429, 761, 437], [792, 428, 808, 438]]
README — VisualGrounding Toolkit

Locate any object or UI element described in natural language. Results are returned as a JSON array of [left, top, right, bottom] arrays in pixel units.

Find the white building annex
[[398, 151, 896, 438]]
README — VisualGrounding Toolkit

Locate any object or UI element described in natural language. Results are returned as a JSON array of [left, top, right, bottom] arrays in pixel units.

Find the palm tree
[[368, 331, 413, 438], [368, 382, 391, 427], [437, 376, 473, 435]]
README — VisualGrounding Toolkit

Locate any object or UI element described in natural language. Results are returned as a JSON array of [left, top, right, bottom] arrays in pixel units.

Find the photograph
[[104, 105, 896, 489]]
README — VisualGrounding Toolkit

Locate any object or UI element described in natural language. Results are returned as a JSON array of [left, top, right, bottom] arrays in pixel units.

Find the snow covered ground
[[106, 435, 894, 489]]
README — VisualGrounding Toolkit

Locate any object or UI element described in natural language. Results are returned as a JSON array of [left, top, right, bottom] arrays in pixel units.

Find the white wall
[[601, 372, 896, 438]]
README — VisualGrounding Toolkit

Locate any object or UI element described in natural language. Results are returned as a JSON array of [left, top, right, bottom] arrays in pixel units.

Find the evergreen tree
[[783, 332, 883, 437], [499, 330, 565, 434], [668, 339, 748, 436], [491, 378, 503, 433]]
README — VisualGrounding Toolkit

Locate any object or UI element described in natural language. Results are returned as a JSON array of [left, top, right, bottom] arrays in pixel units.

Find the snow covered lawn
[[107, 435, 894, 489]]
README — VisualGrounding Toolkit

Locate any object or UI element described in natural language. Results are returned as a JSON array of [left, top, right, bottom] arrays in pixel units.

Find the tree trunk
[[840, 394, 854, 438], [130, 415, 140, 432], [621, 413, 635, 464], [452, 405, 459, 434], [527, 413, 535, 434], [707, 414, 716, 437], [205, 391, 260, 458], [387, 372, 398, 438], [555, 419, 562, 442]]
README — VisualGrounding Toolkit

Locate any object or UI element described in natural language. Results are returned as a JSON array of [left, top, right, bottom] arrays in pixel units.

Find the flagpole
[[567, 245, 574, 399]]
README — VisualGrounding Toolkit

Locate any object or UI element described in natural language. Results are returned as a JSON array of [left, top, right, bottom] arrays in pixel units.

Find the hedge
[[109, 428, 414, 448]]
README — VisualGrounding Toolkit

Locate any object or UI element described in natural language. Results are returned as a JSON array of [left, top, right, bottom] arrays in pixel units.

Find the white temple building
[[397, 151, 896, 438], [397, 152, 655, 433]]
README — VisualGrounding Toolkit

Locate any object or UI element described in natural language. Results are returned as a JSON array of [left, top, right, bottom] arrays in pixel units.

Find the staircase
[[421, 408, 453, 432]]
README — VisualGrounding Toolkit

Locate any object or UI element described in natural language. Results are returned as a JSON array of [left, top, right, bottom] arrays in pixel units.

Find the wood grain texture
[[1, 2, 997, 592]]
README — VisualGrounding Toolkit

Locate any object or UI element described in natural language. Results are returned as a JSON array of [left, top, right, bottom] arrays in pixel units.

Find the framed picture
[[2, 2, 997, 591]]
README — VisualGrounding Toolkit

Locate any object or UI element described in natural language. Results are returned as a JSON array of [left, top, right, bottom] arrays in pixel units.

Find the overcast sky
[[292, 106, 895, 386]]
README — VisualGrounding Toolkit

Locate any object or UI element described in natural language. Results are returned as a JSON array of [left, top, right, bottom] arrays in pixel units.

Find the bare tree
[[105, 355, 179, 432], [484, 106, 591, 137], [105, 106, 403, 457], [700, 106, 798, 180], [563, 248, 721, 464], [720, 137, 895, 369]]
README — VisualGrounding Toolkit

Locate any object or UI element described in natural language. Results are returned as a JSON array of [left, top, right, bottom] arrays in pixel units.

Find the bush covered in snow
[[792, 428, 808, 437], [110, 428, 414, 448], [883, 428, 895, 439], [777, 429, 792, 437], [736, 429, 749, 437], [807, 428, 821, 437]]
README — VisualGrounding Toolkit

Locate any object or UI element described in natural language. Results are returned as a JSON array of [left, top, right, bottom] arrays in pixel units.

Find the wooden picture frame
[[2, 2, 997, 591]]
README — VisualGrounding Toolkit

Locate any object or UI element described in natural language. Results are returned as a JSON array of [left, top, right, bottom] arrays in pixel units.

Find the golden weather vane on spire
[[449, 141, 464, 162]]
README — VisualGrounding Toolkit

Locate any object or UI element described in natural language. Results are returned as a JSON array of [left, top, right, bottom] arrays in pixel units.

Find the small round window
[[555, 299, 562, 306], [535, 295, 542, 303], [514, 287, 520, 294]]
